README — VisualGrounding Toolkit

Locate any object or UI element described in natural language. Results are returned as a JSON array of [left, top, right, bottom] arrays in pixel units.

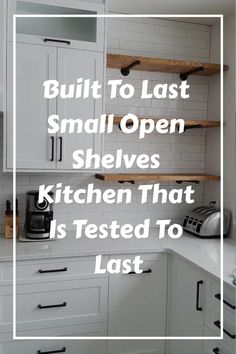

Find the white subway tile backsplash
[[119, 21, 155, 34], [143, 33, 176, 45], [176, 37, 209, 49], [187, 29, 211, 41]]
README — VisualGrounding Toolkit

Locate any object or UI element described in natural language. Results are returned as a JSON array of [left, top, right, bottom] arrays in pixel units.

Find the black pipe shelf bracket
[[118, 121, 135, 131], [176, 180, 200, 184], [118, 180, 135, 185], [121, 60, 141, 76], [180, 66, 204, 81]]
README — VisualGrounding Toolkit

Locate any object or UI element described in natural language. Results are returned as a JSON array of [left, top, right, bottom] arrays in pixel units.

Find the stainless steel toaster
[[183, 206, 230, 237]]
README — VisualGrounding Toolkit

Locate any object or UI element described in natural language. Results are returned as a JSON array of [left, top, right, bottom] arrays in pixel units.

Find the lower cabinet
[[0, 323, 107, 354], [0, 277, 108, 334], [203, 328, 235, 354], [0, 252, 235, 354], [204, 276, 236, 352], [166, 255, 206, 354], [108, 253, 167, 354]]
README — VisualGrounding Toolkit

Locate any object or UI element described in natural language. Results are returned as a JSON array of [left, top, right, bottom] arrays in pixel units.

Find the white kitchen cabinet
[[108, 253, 167, 354], [5, 44, 104, 171], [203, 327, 235, 354], [4, 0, 105, 172], [57, 48, 103, 170], [7, 0, 105, 52], [204, 276, 236, 350], [0, 277, 108, 334], [6, 42, 57, 169], [0, 256, 109, 335], [166, 255, 206, 354], [0, 323, 107, 354]]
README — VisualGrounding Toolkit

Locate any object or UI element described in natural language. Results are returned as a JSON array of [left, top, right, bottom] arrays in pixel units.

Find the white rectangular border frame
[[13, 13, 224, 341]]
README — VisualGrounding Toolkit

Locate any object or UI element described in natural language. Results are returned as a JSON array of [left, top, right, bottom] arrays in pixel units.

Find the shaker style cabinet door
[[108, 254, 167, 354], [6, 42, 57, 170], [166, 255, 206, 354], [56, 48, 103, 170]]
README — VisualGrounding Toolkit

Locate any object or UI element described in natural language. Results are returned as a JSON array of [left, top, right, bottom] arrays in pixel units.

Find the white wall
[[205, 14, 235, 237], [0, 16, 219, 235], [222, 14, 235, 237]]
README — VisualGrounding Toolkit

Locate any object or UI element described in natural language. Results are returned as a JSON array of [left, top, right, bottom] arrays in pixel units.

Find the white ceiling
[[108, 0, 235, 25]]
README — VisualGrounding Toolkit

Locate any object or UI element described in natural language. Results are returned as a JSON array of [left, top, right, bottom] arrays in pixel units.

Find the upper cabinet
[[4, 0, 106, 172], [7, 0, 105, 52], [57, 48, 104, 170], [6, 42, 57, 170]]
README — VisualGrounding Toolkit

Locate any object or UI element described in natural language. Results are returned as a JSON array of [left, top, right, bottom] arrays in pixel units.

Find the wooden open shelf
[[95, 173, 220, 183], [110, 115, 220, 129], [107, 54, 228, 76]]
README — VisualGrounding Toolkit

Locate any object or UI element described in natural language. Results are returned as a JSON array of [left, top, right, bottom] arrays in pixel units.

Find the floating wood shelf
[[109, 116, 220, 129], [95, 173, 220, 184], [107, 54, 228, 77]]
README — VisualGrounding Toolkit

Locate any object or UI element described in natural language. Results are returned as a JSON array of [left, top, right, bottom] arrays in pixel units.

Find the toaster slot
[[183, 216, 189, 227], [188, 217, 193, 225], [192, 219, 198, 226], [196, 221, 203, 233]]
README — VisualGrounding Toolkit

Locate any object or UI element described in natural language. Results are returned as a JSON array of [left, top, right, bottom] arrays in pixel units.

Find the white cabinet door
[[108, 254, 167, 354], [8, 0, 105, 52], [6, 42, 57, 170], [57, 48, 103, 170], [167, 255, 206, 354]]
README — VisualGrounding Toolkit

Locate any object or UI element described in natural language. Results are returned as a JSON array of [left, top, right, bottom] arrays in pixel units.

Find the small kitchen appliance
[[25, 190, 53, 239], [183, 205, 230, 237]]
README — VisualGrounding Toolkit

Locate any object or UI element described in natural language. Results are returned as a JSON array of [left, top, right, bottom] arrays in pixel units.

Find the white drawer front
[[207, 278, 236, 313], [205, 306, 235, 348], [0, 257, 109, 285], [0, 323, 107, 354], [205, 277, 236, 348], [0, 278, 108, 334], [203, 327, 235, 354]]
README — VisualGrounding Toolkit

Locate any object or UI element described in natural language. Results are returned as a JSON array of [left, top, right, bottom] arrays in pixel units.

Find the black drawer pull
[[59, 137, 63, 162], [38, 347, 66, 354], [215, 293, 236, 310], [214, 320, 236, 339], [38, 267, 67, 274], [213, 348, 219, 354], [196, 280, 204, 311], [50, 136, 54, 161], [127, 268, 152, 275], [38, 302, 67, 309], [44, 38, 70, 45]]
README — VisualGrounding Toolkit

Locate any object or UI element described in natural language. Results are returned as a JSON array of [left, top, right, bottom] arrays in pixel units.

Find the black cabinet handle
[[214, 320, 236, 339], [213, 348, 220, 354], [37, 347, 66, 354], [44, 38, 70, 45], [50, 136, 54, 161], [59, 137, 63, 161], [215, 293, 236, 310], [38, 267, 67, 274], [127, 269, 152, 275], [38, 301, 67, 309], [196, 280, 204, 311]]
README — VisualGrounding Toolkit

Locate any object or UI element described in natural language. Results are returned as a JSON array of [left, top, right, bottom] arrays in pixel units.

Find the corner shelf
[[95, 173, 220, 184], [107, 54, 228, 77], [110, 115, 220, 130]]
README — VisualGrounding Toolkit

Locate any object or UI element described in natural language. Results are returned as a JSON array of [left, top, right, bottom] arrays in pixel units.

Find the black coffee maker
[[25, 191, 53, 239]]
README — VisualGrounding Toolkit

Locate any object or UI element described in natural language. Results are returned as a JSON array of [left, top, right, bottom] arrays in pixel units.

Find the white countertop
[[0, 231, 235, 288]]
